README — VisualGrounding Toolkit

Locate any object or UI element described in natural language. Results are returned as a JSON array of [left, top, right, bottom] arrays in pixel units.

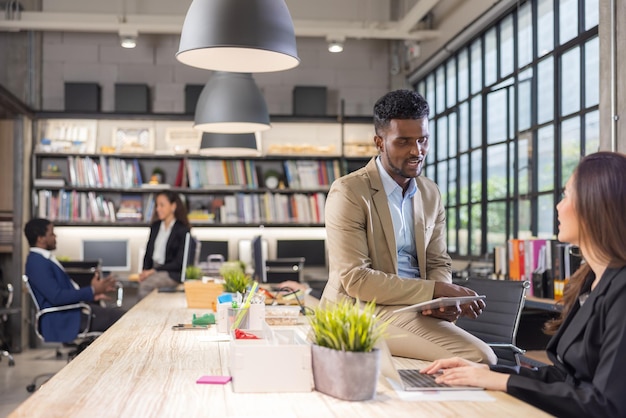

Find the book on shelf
[[34, 178, 65, 187], [116, 194, 143, 222]]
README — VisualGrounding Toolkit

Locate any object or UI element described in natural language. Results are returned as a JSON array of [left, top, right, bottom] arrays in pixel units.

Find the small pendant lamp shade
[[194, 72, 271, 134], [176, 0, 300, 73], [199, 132, 260, 157]]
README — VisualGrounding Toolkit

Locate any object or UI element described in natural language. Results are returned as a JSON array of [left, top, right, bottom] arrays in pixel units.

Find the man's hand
[[91, 273, 117, 295], [428, 281, 485, 319]]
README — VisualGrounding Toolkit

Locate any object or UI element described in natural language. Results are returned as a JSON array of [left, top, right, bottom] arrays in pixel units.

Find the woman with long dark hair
[[138, 191, 191, 300], [422, 152, 626, 417]]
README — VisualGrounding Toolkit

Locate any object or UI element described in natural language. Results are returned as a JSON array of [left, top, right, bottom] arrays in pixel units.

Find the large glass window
[[559, 0, 579, 44], [470, 40, 482, 94], [487, 145, 507, 200], [436, 66, 446, 113], [537, 57, 554, 124], [484, 28, 498, 86], [470, 95, 482, 149], [487, 90, 508, 144], [585, 37, 599, 107], [458, 50, 469, 101], [517, 2, 533, 68], [447, 59, 457, 108], [561, 116, 581, 185], [537, 125, 555, 192], [561, 47, 581, 117], [537, 0, 554, 57], [500, 15, 514, 77], [415, 0, 598, 258]]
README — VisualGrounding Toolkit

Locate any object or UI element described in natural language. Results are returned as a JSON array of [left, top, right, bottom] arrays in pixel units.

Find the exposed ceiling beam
[[398, 0, 441, 33], [0, 11, 440, 41]]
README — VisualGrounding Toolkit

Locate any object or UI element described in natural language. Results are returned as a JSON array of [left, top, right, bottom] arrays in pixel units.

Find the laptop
[[379, 341, 483, 392]]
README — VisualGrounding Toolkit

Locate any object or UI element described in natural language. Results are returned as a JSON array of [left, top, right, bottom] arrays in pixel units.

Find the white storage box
[[229, 325, 313, 393]]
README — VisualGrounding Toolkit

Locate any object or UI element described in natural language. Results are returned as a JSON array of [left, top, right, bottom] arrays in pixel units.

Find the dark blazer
[[493, 266, 626, 417], [142, 221, 190, 283], [25, 251, 94, 343]]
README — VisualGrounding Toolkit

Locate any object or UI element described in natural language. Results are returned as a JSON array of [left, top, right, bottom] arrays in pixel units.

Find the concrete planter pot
[[311, 344, 381, 401]]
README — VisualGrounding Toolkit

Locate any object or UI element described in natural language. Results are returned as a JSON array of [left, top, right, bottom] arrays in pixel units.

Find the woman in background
[[138, 191, 191, 300], [422, 152, 626, 418]]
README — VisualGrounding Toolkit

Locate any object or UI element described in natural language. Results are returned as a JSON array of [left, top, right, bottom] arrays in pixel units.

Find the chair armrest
[[488, 343, 526, 355], [37, 302, 94, 336]]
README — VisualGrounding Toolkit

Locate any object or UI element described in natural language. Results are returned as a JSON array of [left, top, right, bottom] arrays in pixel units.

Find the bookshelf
[[31, 114, 374, 228]]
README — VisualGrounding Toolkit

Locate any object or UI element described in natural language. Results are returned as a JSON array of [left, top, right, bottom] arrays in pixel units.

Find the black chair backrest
[[456, 278, 529, 346]]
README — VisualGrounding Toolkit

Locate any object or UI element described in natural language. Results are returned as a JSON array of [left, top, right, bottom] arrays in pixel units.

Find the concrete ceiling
[[0, 0, 503, 71]]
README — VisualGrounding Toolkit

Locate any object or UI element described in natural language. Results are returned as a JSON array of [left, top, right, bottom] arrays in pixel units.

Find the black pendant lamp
[[177, 0, 300, 73], [199, 132, 260, 157], [194, 72, 271, 134]]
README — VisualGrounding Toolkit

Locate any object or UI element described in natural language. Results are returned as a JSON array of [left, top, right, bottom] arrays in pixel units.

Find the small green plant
[[219, 260, 245, 277], [222, 269, 252, 294], [185, 266, 203, 281], [308, 299, 388, 352]]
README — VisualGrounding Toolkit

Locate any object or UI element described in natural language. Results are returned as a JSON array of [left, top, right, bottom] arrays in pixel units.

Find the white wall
[[41, 33, 391, 116]]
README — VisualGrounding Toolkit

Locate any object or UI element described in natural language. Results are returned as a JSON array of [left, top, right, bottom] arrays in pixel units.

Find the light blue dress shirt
[[375, 157, 420, 278]]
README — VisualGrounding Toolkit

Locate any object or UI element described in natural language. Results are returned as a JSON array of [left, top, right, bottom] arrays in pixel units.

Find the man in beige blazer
[[321, 90, 496, 363]]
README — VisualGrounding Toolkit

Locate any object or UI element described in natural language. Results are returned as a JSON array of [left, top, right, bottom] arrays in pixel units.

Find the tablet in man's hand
[[392, 295, 486, 313]]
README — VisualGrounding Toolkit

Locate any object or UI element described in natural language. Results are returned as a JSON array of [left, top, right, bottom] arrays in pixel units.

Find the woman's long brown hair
[[544, 152, 626, 334], [151, 190, 191, 229]]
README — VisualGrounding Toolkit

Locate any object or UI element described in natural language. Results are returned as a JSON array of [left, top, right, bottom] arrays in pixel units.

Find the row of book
[[67, 156, 143, 189], [185, 159, 258, 190], [494, 239, 583, 299], [35, 189, 327, 225], [217, 192, 327, 225], [35, 190, 155, 223], [282, 160, 342, 189]]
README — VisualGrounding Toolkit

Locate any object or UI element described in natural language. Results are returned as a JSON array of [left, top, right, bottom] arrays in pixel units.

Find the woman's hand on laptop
[[421, 357, 509, 391]]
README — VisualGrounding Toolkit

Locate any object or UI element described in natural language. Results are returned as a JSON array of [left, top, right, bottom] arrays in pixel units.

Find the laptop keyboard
[[398, 369, 448, 388]]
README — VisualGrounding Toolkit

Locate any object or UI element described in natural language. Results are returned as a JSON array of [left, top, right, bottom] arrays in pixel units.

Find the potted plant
[[308, 299, 388, 401], [221, 268, 252, 295], [185, 266, 202, 281]]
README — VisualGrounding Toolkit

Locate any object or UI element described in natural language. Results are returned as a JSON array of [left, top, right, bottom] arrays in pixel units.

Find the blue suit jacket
[[25, 251, 94, 343]]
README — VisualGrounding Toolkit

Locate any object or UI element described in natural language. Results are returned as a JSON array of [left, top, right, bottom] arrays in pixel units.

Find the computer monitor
[[81, 239, 130, 272], [251, 235, 266, 283], [199, 240, 229, 263], [238, 238, 268, 274], [276, 239, 326, 268]]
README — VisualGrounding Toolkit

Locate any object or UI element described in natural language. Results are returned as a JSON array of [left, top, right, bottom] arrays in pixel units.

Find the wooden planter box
[[183, 280, 223, 310]]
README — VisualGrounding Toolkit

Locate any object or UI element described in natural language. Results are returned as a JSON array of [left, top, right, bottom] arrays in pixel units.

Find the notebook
[[379, 342, 483, 392]]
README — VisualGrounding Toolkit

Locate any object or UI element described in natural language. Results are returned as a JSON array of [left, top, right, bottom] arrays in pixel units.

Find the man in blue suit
[[24, 218, 125, 343]]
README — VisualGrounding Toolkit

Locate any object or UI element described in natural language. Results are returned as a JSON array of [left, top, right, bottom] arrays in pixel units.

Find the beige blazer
[[321, 157, 452, 308]]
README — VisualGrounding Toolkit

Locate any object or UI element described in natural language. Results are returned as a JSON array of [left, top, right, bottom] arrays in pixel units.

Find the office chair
[[1, 282, 18, 366], [456, 278, 530, 366], [22, 275, 102, 392]]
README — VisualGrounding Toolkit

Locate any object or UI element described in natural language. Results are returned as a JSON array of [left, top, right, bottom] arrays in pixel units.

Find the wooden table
[[10, 292, 551, 418]]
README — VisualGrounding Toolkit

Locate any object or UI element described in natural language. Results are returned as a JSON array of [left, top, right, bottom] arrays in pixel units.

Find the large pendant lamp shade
[[194, 72, 271, 134], [199, 132, 260, 157], [176, 0, 300, 73]]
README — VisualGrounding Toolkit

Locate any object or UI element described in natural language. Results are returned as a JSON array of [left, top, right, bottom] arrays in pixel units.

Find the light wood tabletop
[[9, 292, 552, 418]]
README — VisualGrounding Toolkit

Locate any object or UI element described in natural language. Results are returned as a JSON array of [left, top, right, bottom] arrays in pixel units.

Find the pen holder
[[227, 307, 250, 330], [225, 303, 265, 332]]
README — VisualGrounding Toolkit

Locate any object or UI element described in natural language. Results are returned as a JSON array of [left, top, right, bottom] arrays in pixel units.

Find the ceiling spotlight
[[119, 28, 138, 49], [120, 35, 137, 49], [327, 37, 345, 53]]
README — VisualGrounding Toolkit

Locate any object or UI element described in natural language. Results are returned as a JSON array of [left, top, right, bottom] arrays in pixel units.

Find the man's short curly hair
[[373, 90, 430, 136]]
